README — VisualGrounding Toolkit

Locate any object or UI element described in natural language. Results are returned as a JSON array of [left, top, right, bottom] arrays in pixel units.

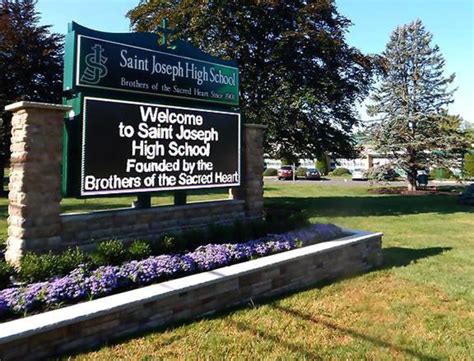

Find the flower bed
[[0, 224, 342, 321], [0, 228, 381, 361]]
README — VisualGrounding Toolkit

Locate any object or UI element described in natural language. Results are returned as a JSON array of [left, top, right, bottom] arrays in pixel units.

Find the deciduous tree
[[128, 0, 375, 161], [0, 0, 63, 194]]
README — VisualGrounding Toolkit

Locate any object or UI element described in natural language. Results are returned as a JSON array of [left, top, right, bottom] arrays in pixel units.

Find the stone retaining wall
[[0, 230, 382, 360], [60, 200, 246, 250]]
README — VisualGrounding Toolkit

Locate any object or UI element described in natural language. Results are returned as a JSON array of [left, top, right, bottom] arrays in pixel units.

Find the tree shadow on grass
[[0, 204, 6, 219], [270, 305, 440, 361], [265, 194, 473, 217], [64, 246, 448, 360], [382, 246, 451, 269], [229, 319, 324, 359]]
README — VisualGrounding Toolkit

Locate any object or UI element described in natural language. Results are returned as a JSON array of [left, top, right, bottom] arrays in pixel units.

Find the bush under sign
[[80, 97, 240, 196]]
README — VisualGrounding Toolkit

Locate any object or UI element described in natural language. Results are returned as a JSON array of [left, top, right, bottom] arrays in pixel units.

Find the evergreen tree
[[128, 0, 375, 161], [0, 0, 63, 194], [367, 20, 468, 190]]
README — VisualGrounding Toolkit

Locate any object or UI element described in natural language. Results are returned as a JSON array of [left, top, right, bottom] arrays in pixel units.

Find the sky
[[36, 0, 473, 124]]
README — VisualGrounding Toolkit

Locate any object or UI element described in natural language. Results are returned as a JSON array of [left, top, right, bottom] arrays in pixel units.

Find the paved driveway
[[264, 176, 469, 188]]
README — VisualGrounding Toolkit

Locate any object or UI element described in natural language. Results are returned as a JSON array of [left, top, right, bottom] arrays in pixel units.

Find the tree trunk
[[406, 168, 418, 192], [405, 146, 419, 192], [407, 177, 416, 191]]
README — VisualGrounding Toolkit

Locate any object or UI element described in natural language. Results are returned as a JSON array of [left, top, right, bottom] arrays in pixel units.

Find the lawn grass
[[62, 182, 474, 360], [2, 182, 473, 359]]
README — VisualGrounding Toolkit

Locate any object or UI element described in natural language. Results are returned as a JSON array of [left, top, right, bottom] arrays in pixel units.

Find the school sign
[[62, 23, 241, 197]]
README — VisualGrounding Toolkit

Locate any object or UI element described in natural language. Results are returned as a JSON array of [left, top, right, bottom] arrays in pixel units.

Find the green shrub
[[329, 167, 351, 176], [162, 234, 178, 251], [9, 210, 312, 284], [264, 206, 308, 234], [263, 168, 278, 176], [59, 247, 91, 271], [127, 240, 152, 260], [153, 230, 211, 254], [152, 234, 180, 254], [464, 153, 474, 178], [19, 252, 63, 283], [0, 260, 14, 289], [92, 239, 127, 266], [296, 167, 307, 177], [429, 167, 454, 180], [18, 247, 91, 282], [365, 166, 398, 182], [18, 247, 91, 283]]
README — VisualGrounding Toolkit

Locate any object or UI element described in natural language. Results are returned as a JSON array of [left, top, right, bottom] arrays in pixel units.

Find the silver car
[[351, 168, 367, 180]]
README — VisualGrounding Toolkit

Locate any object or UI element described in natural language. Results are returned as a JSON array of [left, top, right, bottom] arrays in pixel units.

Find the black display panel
[[81, 97, 240, 196]]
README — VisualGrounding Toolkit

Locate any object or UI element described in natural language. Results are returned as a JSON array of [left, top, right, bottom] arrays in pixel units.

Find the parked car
[[383, 168, 399, 181], [366, 166, 400, 182], [351, 168, 368, 181], [305, 168, 321, 180], [417, 169, 429, 187], [278, 165, 295, 180]]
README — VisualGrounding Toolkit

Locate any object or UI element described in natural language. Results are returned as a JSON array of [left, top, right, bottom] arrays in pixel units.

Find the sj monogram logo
[[80, 44, 108, 85]]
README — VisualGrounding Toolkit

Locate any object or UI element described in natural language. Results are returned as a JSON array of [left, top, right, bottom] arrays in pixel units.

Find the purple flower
[[0, 287, 23, 313], [247, 240, 271, 257], [227, 243, 253, 261], [179, 254, 196, 273], [118, 255, 185, 285], [118, 260, 140, 285], [186, 244, 231, 271], [85, 266, 119, 297], [0, 293, 8, 315], [23, 283, 47, 311], [287, 224, 341, 245], [46, 267, 88, 305], [0, 283, 46, 314], [0, 224, 329, 319]]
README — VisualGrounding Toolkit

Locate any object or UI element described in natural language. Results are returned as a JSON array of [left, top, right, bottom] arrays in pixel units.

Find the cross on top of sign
[[156, 18, 176, 47]]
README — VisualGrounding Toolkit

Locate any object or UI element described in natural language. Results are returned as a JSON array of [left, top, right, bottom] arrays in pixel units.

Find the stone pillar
[[230, 123, 267, 219], [4, 102, 71, 264]]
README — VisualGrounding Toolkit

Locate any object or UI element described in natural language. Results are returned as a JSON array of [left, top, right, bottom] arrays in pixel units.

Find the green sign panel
[[62, 23, 241, 198], [64, 23, 239, 106]]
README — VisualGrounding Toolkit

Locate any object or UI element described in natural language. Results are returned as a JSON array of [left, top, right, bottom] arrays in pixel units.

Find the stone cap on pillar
[[5, 101, 72, 112]]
